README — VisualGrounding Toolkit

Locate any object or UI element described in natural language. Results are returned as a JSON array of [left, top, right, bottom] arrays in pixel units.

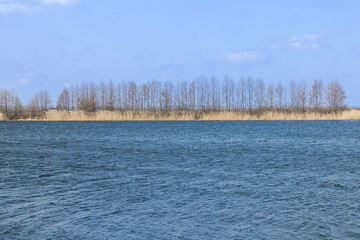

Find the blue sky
[[1, 0, 360, 106]]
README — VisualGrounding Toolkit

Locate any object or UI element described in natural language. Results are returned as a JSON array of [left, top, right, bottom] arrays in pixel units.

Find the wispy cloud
[[224, 51, 264, 63], [40, 0, 79, 6], [0, 0, 79, 14], [290, 34, 321, 50], [17, 78, 28, 86], [14, 69, 41, 87], [268, 43, 282, 50], [267, 34, 321, 51], [0, 2, 40, 14]]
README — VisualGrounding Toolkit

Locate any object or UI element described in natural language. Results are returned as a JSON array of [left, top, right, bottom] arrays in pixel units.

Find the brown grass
[[3, 109, 358, 121]]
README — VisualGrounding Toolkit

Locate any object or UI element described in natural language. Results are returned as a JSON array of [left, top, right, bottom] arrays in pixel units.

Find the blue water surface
[[0, 121, 360, 239]]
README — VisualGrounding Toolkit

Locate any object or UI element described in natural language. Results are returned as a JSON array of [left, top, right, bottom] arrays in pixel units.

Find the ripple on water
[[0, 121, 359, 239]]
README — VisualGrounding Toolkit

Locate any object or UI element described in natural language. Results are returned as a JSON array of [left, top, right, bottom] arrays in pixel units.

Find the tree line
[[0, 76, 347, 119]]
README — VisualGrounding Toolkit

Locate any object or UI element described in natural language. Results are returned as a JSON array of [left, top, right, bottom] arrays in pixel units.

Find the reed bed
[[7, 109, 359, 121]]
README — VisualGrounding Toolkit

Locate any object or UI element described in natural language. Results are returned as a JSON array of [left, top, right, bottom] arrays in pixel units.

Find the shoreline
[[1, 109, 360, 121]]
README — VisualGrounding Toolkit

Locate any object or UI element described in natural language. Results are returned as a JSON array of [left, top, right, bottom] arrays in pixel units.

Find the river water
[[1, 121, 360, 239]]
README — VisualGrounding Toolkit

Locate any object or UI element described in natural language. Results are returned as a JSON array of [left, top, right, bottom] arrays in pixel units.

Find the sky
[[1, 0, 360, 106]]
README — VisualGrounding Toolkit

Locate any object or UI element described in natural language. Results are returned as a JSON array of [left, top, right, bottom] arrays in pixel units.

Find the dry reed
[[3, 109, 358, 121]]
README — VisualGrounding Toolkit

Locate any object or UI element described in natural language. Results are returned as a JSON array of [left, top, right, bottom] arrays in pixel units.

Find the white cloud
[[40, 0, 79, 6], [0, 0, 79, 14], [292, 33, 319, 42], [225, 51, 264, 63], [14, 70, 41, 86], [269, 43, 282, 50], [18, 78, 28, 85], [290, 34, 321, 50], [26, 70, 41, 77], [0, 2, 39, 14]]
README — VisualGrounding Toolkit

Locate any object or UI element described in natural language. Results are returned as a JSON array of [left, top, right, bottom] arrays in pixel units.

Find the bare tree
[[267, 83, 274, 109], [255, 79, 266, 110], [284, 86, 288, 109], [29, 90, 52, 117], [235, 79, 242, 110], [298, 81, 307, 112], [247, 76, 254, 110], [149, 80, 160, 112], [89, 82, 98, 112], [195, 76, 204, 111], [204, 76, 210, 111], [189, 79, 196, 111], [309, 79, 324, 109], [0, 89, 23, 119], [275, 82, 284, 109], [240, 77, 247, 110], [97, 81, 115, 111], [128, 81, 137, 111], [122, 80, 129, 110], [290, 80, 297, 109], [99, 82, 105, 110], [108, 81, 115, 111], [28, 97, 40, 118], [1, 77, 349, 119], [161, 81, 173, 112], [115, 83, 122, 111], [326, 81, 346, 110], [210, 76, 220, 111], [140, 82, 150, 111], [229, 77, 235, 110], [57, 87, 71, 111], [178, 81, 187, 110], [222, 75, 234, 111]]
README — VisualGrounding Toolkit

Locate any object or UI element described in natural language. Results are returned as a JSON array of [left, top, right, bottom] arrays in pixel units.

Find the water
[[0, 121, 360, 239]]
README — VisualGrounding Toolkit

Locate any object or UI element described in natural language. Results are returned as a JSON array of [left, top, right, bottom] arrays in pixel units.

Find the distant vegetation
[[0, 76, 354, 120]]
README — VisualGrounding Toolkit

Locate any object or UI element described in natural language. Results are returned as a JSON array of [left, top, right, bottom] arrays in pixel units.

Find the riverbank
[[1, 109, 360, 121]]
